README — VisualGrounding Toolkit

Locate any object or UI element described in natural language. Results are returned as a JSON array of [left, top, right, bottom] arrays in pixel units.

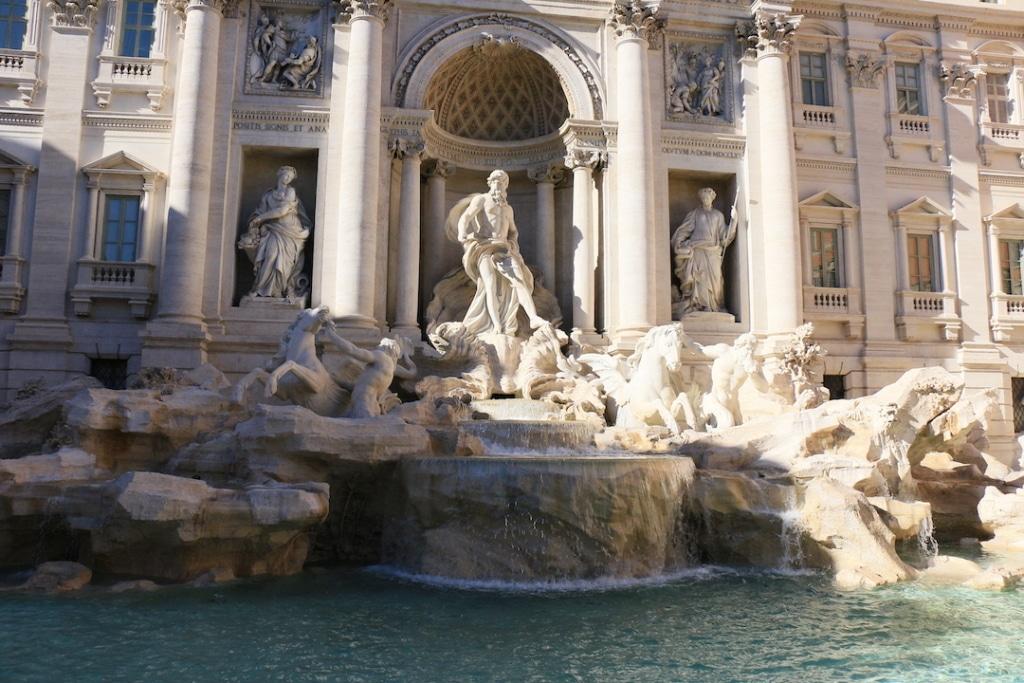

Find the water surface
[[2, 566, 1022, 682]]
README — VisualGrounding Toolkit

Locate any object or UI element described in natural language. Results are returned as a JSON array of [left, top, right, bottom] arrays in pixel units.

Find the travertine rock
[[978, 486, 1024, 553], [0, 376, 102, 458], [799, 479, 916, 589], [0, 447, 104, 484], [17, 561, 92, 593], [65, 388, 248, 471], [867, 497, 932, 541], [919, 555, 984, 585]]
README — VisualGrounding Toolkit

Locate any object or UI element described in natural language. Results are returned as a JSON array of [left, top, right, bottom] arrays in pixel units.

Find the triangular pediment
[[0, 147, 32, 171], [987, 203, 1024, 222], [799, 190, 857, 210], [82, 150, 161, 177], [894, 196, 952, 217]]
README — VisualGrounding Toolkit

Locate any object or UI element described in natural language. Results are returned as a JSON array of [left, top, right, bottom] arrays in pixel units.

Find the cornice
[[232, 107, 330, 126], [796, 156, 856, 176], [981, 171, 1024, 188], [885, 164, 951, 181], [82, 111, 172, 131], [661, 129, 745, 158], [0, 109, 43, 127]]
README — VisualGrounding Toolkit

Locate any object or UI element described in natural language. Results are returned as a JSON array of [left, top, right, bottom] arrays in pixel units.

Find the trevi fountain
[[2, 0, 1024, 680]]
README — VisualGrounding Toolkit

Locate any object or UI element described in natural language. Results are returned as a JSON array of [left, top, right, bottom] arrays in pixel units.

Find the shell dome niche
[[424, 37, 571, 143]]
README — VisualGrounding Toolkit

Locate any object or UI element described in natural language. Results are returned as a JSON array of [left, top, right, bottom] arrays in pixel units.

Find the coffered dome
[[424, 39, 571, 142]]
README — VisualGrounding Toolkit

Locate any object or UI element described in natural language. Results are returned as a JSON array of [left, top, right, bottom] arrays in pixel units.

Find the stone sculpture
[[668, 44, 726, 118], [671, 187, 737, 316], [580, 323, 704, 434], [248, 11, 321, 92], [237, 165, 311, 301], [447, 169, 546, 336], [698, 333, 769, 430], [233, 306, 415, 418]]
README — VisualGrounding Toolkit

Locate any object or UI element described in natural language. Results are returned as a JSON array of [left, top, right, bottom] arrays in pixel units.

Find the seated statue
[[445, 169, 546, 337], [280, 36, 320, 90], [671, 187, 737, 315]]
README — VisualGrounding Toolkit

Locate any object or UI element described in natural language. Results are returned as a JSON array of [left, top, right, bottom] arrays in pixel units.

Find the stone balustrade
[[70, 258, 156, 319], [92, 55, 168, 110], [0, 49, 40, 103], [896, 290, 961, 341]]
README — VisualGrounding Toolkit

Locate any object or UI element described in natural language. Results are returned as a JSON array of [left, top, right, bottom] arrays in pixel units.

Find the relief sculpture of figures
[[238, 165, 311, 301], [247, 10, 321, 92], [668, 44, 725, 118], [445, 169, 546, 336], [671, 187, 737, 316]]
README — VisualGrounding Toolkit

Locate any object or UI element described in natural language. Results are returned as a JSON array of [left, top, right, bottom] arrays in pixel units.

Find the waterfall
[[916, 512, 939, 559], [778, 488, 805, 571]]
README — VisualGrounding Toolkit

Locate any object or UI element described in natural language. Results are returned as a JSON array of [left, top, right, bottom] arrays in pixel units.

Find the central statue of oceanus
[[445, 169, 546, 337]]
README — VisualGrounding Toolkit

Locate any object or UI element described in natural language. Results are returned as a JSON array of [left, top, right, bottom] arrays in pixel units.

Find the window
[[800, 53, 831, 106], [810, 227, 842, 288], [119, 0, 157, 58], [987, 72, 1012, 124], [90, 358, 128, 390], [907, 234, 937, 292], [999, 238, 1024, 295], [0, 188, 9, 257], [1014, 377, 1024, 433], [101, 194, 140, 262], [895, 62, 925, 116], [0, 0, 26, 51], [823, 374, 846, 401]]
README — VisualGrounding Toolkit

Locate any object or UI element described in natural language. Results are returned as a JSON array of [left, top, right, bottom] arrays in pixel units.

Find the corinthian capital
[[528, 163, 567, 185], [336, 0, 392, 24], [736, 12, 801, 57], [608, 1, 664, 45], [940, 61, 978, 99], [389, 136, 425, 161], [47, 0, 101, 28], [845, 53, 884, 89], [564, 148, 606, 171]]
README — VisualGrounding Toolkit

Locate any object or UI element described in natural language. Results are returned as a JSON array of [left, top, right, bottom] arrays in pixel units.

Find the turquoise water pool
[[2, 566, 1023, 682]]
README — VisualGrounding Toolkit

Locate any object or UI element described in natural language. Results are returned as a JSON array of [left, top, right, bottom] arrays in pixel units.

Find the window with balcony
[[0, 0, 27, 51], [810, 226, 842, 288], [800, 52, 831, 106], [100, 194, 140, 262], [999, 238, 1024, 295], [987, 72, 1012, 123], [895, 62, 925, 116], [118, 0, 156, 58], [907, 233, 938, 292]]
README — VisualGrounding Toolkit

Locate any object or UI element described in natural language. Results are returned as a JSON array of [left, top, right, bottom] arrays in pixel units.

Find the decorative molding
[[82, 111, 173, 130], [940, 61, 978, 98], [393, 14, 603, 120], [795, 156, 856, 177], [231, 107, 329, 128], [608, 0, 665, 46], [660, 130, 744, 159], [981, 171, 1024, 188], [885, 165, 951, 181], [47, 0, 101, 28], [845, 52, 884, 89], [335, 0, 391, 24], [736, 12, 801, 57]]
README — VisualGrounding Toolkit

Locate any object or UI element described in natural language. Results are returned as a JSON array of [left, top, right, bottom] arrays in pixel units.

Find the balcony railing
[[0, 255, 25, 314], [796, 104, 837, 128], [804, 286, 850, 314], [0, 49, 40, 104], [70, 258, 155, 318], [894, 114, 930, 136], [982, 121, 1024, 149], [896, 290, 960, 341], [92, 55, 167, 110]]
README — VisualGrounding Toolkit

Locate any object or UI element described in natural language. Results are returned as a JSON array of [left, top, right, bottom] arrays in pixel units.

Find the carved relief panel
[[664, 36, 732, 124], [244, 0, 327, 97]]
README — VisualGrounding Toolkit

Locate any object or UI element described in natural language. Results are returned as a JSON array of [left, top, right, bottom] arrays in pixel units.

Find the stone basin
[[457, 420, 598, 454], [382, 455, 697, 581]]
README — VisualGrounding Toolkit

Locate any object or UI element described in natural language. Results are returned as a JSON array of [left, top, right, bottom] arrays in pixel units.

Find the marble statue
[[237, 165, 311, 301], [281, 36, 321, 90], [671, 188, 737, 316], [580, 323, 703, 435], [668, 44, 725, 117], [446, 169, 546, 337], [698, 333, 769, 430], [233, 306, 416, 418]]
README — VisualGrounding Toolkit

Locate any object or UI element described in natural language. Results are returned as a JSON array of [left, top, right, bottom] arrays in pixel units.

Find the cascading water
[[916, 512, 939, 559], [777, 488, 805, 571]]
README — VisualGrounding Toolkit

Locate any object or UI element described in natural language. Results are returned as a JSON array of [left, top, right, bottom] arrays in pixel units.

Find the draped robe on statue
[[445, 194, 536, 337], [671, 205, 736, 314], [249, 187, 311, 298]]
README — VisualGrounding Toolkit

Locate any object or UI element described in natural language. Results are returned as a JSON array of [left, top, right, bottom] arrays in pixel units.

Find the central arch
[[393, 14, 605, 122]]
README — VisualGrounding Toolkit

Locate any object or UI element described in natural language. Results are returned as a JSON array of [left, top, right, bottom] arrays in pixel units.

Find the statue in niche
[[238, 165, 311, 301], [446, 169, 547, 337], [671, 187, 737, 316], [668, 44, 726, 118]]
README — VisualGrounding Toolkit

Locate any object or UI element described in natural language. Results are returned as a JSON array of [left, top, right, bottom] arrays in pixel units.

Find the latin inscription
[[232, 121, 328, 134]]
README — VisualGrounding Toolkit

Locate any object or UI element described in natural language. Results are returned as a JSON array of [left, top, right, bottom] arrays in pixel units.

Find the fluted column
[[152, 0, 229, 326], [528, 162, 565, 295], [609, 0, 663, 342], [390, 136, 424, 339], [738, 12, 802, 333], [330, 0, 390, 334], [564, 148, 604, 337], [419, 159, 454, 317]]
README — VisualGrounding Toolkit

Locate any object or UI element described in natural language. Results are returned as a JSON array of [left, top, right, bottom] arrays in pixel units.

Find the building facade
[[0, 0, 1023, 454]]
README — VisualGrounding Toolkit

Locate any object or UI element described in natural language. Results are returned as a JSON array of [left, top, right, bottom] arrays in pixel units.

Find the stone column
[[608, 0, 663, 343], [389, 136, 424, 339], [5, 170, 28, 259], [330, 0, 391, 336], [143, 0, 230, 367], [83, 181, 100, 258], [738, 11, 802, 334], [419, 159, 454, 317], [7, 0, 100, 387], [564, 148, 604, 337], [527, 162, 565, 296], [893, 218, 910, 291]]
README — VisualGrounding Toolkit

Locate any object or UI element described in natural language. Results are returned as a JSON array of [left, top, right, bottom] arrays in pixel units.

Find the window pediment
[[892, 196, 952, 230], [82, 150, 162, 185]]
